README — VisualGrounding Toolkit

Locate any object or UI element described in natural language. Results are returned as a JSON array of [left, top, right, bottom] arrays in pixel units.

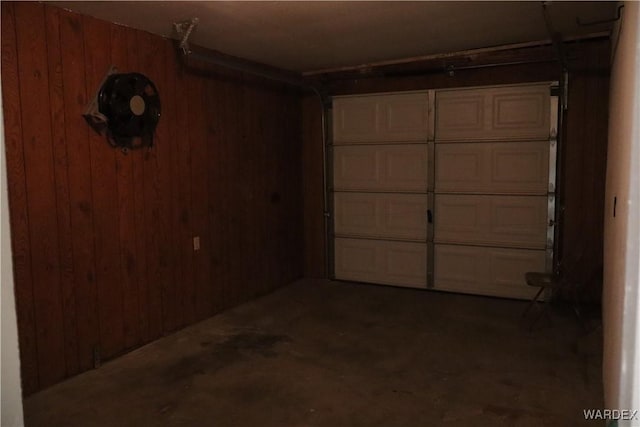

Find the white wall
[[0, 77, 25, 425], [603, 2, 640, 425]]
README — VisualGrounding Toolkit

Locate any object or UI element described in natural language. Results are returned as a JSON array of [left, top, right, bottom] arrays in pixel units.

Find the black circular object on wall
[[98, 72, 161, 150]]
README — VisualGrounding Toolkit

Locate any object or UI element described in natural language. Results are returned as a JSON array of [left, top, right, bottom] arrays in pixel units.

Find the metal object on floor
[[522, 271, 562, 330]]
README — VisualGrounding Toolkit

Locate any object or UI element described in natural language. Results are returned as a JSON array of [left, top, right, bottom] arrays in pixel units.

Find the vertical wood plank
[[125, 28, 152, 343], [239, 80, 256, 302], [302, 95, 326, 279], [563, 65, 588, 276], [221, 78, 242, 308], [222, 78, 238, 308], [281, 90, 304, 286], [188, 74, 213, 320], [257, 85, 271, 294], [165, 43, 188, 329], [257, 85, 270, 295], [14, 1, 66, 387], [581, 43, 608, 299], [291, 92, 305, 282], [205, 77, 223, 313], [110, 23, 140, 350], [214, 76, 230, 311], [44, 4, 80, 377], [1, 1, 39, 394], [127, 29, 152, 343], [159, 39, 179, 333], [136, 30, 165, 338], [261, 85, 277, 294], [58, 8, 99, 373], [83, 15, 125, 359], [174, 55, 195, 327]]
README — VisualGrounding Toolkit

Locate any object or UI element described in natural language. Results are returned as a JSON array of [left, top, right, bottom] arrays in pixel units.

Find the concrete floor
[[24, 279, 603, 427]]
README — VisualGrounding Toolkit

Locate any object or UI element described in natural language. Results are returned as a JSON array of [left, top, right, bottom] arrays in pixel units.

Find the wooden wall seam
[[58, 7, 100, 374], [44, 4, 81, 378]]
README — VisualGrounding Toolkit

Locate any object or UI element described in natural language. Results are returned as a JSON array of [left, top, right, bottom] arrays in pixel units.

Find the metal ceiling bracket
[[541, 2, 568, 72], [83, 65, 118, 135], [174, 17, 199, 55]]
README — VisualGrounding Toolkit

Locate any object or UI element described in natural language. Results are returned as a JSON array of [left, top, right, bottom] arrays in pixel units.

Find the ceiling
[[54, 1, 617, 73]]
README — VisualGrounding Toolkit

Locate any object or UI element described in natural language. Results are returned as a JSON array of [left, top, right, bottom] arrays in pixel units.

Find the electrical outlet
[[193, 236, 200, 251]]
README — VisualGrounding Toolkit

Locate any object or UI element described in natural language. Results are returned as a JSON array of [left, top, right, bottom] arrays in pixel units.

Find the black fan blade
[[113, 76, 136, 101], [133, 76, 148, 95], [142, 94, 161, 113], [143, 83, 158, 97], [111, 97, 133, 117]]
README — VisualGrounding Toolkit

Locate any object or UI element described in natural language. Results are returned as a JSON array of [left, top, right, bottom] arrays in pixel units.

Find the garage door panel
[[434, 245, 479, 282], [338, 239, 377, 273], [384, 196, 427, 239], [436, 84, 550, 141], [492, 91, 547, 135], [435, 197, 483, 236], [435, 141, 548, 194], [491, 197, 547, 243], [335, 238, 427, 288], [436, 95, 485, 135], [436, 148, 483, 184], [380, 94, 429, 141], [492, 146, 548, 187], [333, 145, 428, 192], [385, 246, 428, 285], [334, 193, 378, 235], [333, 146, 377, 189], [335, 193, 427, 240], [491, 250, 545, 288], [434, 244, 545, 299], [333, 97, 379, 142], [334, 93, 429, 143], [435, 195, 547, 248], [383, 149, 429, 190]]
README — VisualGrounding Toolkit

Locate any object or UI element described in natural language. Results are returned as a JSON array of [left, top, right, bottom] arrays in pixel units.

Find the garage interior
[[1, 2, 638, 426]]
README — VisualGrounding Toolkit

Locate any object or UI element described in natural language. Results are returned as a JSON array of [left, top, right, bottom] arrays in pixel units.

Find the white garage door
[[332, 91, 430, 289], [331, 83, 556, 299], [433, 84, 555, 299]]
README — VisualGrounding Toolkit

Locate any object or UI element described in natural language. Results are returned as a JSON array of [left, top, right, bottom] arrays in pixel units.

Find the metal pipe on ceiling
[[372, 58, 559, 80], [174, 18, 311, 89], [184, 50, 309, 89], [303, 32, 607, 77]]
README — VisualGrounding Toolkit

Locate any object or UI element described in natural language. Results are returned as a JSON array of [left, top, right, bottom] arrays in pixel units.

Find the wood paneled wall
[[303, 40, 610, 303], [2, 2, 303, 395]]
